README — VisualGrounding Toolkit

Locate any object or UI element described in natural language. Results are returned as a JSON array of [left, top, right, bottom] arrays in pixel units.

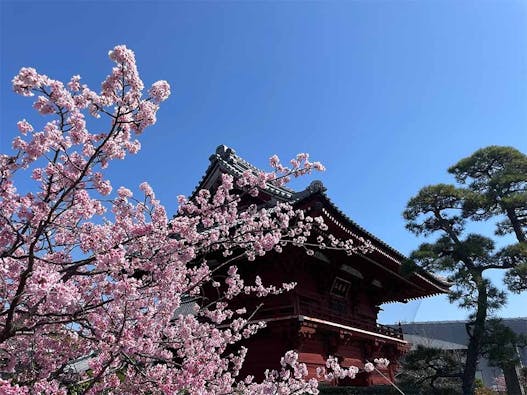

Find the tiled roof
[[403, 334, 467, 350], [193, 145, 295, 200], [193, 145, 451, 291], [198, 146, 414, 260]]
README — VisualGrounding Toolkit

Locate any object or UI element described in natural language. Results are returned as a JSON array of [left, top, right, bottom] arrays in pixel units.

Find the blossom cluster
[[315, 357, 390, 382], [1, 46, 379, 394]]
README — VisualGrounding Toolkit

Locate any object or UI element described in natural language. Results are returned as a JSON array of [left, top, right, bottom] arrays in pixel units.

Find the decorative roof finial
[[215, 145, 235, 159], [308, 180, 326, 193]]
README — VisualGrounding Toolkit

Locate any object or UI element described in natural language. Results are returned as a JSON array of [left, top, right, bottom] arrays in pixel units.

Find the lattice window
[[330, 277, 351, 298]]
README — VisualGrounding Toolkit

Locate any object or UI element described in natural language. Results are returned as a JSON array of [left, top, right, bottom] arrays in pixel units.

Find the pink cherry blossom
[[149, 80, 171, 103], [16, 119, 33, 134], [0, 45, 384, 394]]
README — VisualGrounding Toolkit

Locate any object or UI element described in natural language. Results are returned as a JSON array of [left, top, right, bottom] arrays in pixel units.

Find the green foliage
[[396, 345, 463, 394], [318, 384, 457, 395], [474, 378, 485, 389], [482, 319, 527, 368], [448, 146, 527, 234], [449, 146, 527, 292], [318, 385, 415, 395], [501, 243, 527, 293], [404, 145, 527, 394], [405, 146, 527, 302], [403, 184, 467, 237], [473, 379, 496, 395]]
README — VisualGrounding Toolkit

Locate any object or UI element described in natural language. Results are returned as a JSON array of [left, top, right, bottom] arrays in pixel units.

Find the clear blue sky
[[1, 1, 526, 323]]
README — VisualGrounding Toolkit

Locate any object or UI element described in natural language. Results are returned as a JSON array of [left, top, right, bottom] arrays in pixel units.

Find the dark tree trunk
[[503, 363, 526, 395], [506, 207, 526, 243], [462, 278, 488, 395]]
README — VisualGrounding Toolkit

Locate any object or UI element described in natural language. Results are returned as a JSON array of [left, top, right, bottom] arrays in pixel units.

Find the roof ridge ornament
[[307, 180, 326, 193], [215, 144, 236, 159]]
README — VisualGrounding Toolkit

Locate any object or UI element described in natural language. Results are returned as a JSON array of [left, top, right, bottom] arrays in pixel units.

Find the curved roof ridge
[[192, 145, 450, 291], [293, 183, 451, 289], [194, 145, 296, 199]]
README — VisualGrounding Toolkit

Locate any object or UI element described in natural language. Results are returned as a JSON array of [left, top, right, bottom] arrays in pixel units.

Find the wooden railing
[[256, 293, 404, 340]]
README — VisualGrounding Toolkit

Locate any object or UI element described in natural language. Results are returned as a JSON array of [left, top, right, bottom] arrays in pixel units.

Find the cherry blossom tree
[[0, 46, 384, 394]]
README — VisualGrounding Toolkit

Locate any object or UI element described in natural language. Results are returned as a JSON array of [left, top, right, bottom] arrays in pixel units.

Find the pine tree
[[404, 146, 527, 395]]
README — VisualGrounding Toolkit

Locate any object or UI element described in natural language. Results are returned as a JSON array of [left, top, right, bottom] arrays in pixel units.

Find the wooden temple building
[[196, 145, 450, 387]]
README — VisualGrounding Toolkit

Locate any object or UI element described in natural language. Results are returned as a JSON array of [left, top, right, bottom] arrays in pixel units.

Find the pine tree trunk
[[506, 207, 526, 243], [503, 363, 526, 395], [462, 279, 488, 395]]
